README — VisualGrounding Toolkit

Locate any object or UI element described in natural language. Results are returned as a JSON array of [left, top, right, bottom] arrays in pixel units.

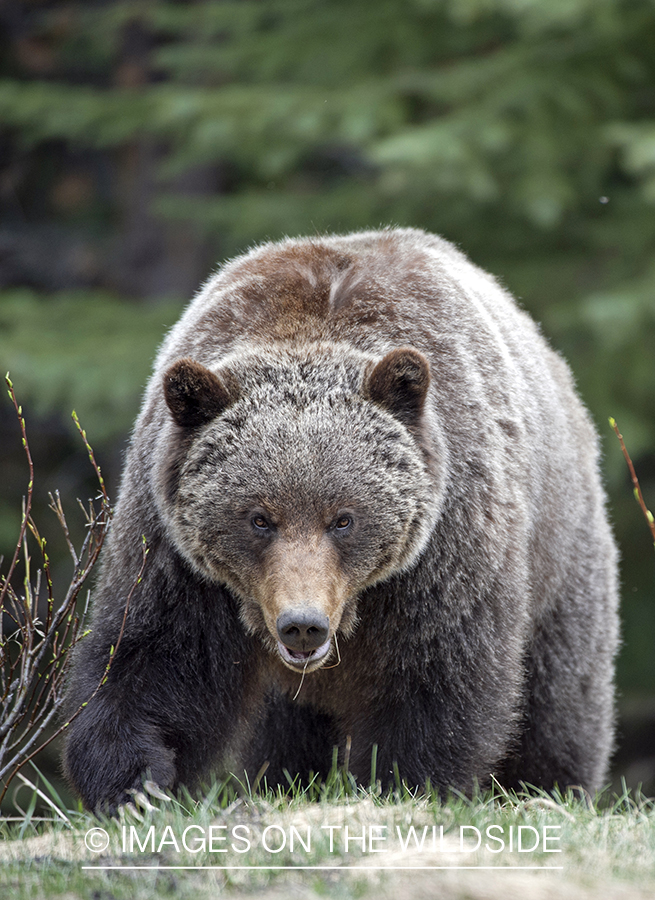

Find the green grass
[[1, 771, 654, 899]]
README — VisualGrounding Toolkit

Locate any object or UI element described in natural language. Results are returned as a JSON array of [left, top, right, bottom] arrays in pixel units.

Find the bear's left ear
[[163, 358, 239, 428], [364, 348, 430, 428]]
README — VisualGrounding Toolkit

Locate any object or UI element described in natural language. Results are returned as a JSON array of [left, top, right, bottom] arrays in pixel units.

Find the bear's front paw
[[64, 711, 177, 812], [95, 774, 174, 816]]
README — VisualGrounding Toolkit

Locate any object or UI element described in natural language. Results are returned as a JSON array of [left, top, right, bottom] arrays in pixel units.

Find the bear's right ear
[[364, 347, 430, 429], [163, 358, 239, 428]]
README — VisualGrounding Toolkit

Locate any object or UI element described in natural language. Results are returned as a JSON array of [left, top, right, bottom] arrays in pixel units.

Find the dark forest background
[[1, 0, 654, 803]]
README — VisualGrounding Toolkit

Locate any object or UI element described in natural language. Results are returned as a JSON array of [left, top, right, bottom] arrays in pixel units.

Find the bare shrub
[[0, 375, 120, 806]]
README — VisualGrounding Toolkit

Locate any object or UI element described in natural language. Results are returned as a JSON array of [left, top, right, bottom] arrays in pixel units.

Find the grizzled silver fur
[[63, 228, 619, 810]]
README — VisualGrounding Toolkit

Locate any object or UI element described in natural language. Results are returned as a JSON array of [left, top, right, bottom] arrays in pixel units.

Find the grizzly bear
[[63, 228, 619, 810]]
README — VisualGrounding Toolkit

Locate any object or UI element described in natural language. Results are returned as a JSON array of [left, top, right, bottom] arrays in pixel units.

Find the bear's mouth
[[276, 637, 332, 672]]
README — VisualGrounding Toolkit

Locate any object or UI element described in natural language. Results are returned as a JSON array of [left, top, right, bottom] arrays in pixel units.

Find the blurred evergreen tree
[[1, 0, 654, 693]]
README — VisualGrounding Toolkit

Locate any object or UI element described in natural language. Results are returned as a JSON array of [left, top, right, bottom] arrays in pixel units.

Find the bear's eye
[[333, 515, 353, 533], [251, 514, 271, 533]]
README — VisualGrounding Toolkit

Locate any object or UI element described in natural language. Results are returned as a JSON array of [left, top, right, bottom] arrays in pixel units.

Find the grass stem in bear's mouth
[[292, 655, 311, 702]]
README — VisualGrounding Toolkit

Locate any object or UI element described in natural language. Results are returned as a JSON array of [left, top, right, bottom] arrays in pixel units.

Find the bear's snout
[[275, 607, 333, 670], [276, 608, 329, 652]]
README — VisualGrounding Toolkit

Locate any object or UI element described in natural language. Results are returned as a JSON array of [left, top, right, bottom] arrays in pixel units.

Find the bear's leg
[[342, 694, 515, 795], [240, 692, 337, 790], [333, 644, 527, 794], [62, 690, 178, 812], [326, 564, 534, 794], [499, 594, 618, 795], [63, 548, 256, 811]]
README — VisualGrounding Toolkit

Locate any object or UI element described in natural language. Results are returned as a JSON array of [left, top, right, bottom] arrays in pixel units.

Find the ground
[[1, 785, 653, 900]]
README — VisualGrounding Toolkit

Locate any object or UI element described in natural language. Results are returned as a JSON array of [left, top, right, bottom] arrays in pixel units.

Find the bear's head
[[155, 344, 444, 673]]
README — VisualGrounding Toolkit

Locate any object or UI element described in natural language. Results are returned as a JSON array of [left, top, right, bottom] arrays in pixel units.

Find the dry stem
[[609, 417, 655, 550]]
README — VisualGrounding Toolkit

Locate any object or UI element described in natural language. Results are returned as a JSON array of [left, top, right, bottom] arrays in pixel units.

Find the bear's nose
[[276, 608, 329, 651]]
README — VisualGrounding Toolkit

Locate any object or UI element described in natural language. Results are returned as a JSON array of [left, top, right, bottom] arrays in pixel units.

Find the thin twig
[[72, 409, 109, 505], [0, 375, 34, 634], [609, 417, 655, 550], [49, 491, 79, 568]]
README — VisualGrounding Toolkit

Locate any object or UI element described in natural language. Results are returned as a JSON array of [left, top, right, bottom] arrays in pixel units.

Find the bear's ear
[[364, 348, 430, 427], [163, 358, 239, 428]]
